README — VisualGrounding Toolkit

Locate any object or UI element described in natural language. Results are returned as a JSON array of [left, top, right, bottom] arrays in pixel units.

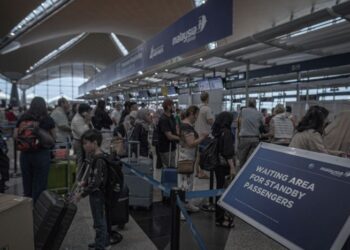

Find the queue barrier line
[[122, 160, 227, 250], [176, 195, 207, 250], [122, 161, 170, 194]]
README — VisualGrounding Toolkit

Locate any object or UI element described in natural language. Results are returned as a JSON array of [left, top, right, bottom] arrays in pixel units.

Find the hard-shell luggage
[[109, 185, 129, 229], [48, 160, 77, 194], [121, 141, 153, 209], [33, 190, 77, 250], [161, 168, 178, 199]]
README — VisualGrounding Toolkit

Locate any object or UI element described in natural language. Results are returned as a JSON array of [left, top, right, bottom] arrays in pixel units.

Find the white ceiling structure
[[1, 0, 350, 97]]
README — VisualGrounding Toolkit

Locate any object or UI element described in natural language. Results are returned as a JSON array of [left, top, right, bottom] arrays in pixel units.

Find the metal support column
[[245, 62, 250, 103], [296, 72, 301, 102]]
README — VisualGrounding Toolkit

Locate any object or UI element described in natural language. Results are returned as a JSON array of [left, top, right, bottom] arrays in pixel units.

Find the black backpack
[[199, 137, 220, 171], [94, 154, 124, 196]]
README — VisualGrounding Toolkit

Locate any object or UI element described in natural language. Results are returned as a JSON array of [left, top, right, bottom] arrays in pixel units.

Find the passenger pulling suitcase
[[121, 141, 153, 209], [33, 190, 77, 250]]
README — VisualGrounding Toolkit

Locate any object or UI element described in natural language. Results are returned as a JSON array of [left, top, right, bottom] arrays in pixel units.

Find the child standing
[[75, 129, 110, 250]]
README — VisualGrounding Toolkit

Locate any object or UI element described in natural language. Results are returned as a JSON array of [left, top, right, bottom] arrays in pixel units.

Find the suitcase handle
[[128, 140, 140, 163]]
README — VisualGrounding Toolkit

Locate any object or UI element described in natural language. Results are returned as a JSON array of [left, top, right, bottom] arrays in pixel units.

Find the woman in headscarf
[[323, 111, 350, 153], [211, 111, 235, 228], [289, 106, 344, 156], [130, 109, 152, 157]]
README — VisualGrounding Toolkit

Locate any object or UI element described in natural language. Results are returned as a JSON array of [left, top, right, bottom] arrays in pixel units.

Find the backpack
[[199, 137, 220, 171], [16, 120, 40, 151], [94, 154, 124, 196]]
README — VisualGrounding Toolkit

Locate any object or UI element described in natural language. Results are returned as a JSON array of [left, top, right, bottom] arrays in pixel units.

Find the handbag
[[35, 127, 55, 149], [177, 160, 194, 174]]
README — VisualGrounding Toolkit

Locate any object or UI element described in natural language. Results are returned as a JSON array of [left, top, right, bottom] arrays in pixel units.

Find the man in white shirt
[[111, 102, 122, 126], [51, 98, 71, 144], [195, 91, 214, 178], [237, 98, 264, 169], [71, 103, 92, 167]]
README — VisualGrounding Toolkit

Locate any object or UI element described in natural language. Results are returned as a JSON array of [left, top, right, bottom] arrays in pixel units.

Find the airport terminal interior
[[1, 0, 350, 249]]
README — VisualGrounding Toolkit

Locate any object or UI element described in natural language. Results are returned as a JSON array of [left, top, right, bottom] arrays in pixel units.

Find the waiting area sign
[[219, 143, 350, 250]]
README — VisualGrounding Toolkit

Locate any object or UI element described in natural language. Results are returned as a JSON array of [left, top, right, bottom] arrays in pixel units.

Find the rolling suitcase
[[161, 168, 178, 199], [48, 159, 77, 194], [109, 185, 129, 229], [160, 144, 178, 200], [121, 141, 153, 209], [33, 190, 77, 250]]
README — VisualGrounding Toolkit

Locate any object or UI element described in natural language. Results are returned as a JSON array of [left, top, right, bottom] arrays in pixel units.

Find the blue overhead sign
[[79, 0, 233, 95], [219, 143, 350, 250]]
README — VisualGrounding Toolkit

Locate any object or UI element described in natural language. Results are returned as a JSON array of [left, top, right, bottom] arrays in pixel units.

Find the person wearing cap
[[158, 99, 180, 168], [71, 103, 93, 167]]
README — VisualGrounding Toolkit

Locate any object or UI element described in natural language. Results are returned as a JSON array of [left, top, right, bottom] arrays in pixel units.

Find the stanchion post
[[209, 170, 214, 204], [170, 187, 185, 250]]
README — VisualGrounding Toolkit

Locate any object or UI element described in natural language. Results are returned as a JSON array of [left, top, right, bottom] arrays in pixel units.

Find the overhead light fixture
[[199, 58, 203, 61], [138, 71, 143, 75], [165, 69, 169, 72], [0, 41, 21, 55], [110, 33, 129, 56], [96, 84, 107, 90]]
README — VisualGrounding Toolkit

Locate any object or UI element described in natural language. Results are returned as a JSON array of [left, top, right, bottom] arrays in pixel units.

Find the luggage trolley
[[48, 138, 77, 194]]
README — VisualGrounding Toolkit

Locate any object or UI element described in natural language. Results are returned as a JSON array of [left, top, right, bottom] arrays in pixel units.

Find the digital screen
[[197, 79, 210, 91], [209, 77, 223, 89], [168, 86, 177, 95]]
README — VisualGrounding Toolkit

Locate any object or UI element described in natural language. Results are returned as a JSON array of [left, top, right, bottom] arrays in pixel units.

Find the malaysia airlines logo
[[172, 15, 208, 46]]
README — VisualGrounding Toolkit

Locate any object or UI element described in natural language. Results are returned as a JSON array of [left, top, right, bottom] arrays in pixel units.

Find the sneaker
[[110, 231, 123, 245], [185, 203, 200, 213], [180, 213, 186, 221]]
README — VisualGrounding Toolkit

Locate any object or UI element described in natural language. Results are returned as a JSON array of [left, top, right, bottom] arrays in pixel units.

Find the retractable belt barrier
[[176, 196, 207, 250], [122, 161, 228, 250]]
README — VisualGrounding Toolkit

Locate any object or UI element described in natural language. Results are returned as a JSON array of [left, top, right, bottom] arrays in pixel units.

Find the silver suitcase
[[121, 141, 153, 209]]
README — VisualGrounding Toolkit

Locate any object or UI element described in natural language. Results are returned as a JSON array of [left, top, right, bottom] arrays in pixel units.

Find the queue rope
[[176, 195, 207, 250]]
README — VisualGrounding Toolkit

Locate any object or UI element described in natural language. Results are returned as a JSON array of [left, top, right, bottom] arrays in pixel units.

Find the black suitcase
[[33, 190, 77, 250], [108, 185, 129, 229]]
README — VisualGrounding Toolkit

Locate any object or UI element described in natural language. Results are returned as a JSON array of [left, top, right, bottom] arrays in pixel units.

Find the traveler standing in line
[[178, 106, 208, 212], [14, 97, 56, 202], [158, 99, 179, 168], [211, 111, 235, 228], [289, 106, 345, 156], [92, 100, 113, 153], [111, 102, 122, 126], [51, 97, 71, 144], [267, 104, 294, 146], [324, 111, 350, 153], [74, 129, 111, 250], [5, 106, 17, 123], [130, 109, 152, 157], [237, 98, 264, 169], [195, 91, 214, 179], [71, 103, 92, 167]]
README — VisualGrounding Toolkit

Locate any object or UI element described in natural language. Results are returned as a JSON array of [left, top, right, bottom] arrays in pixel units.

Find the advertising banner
[[79, 0, 233, 95]]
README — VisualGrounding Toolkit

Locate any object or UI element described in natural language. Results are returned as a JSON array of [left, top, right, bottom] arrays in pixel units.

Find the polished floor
[[2, 138, 286, 250]]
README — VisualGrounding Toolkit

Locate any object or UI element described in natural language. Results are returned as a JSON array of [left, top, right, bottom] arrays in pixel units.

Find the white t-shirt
[[195, 104, 214, 134], [111, 109, 122, 124], [51, 106, 70, 142]]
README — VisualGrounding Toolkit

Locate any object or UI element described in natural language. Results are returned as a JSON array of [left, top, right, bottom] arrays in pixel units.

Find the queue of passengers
[[0, 94, 349, 249]]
